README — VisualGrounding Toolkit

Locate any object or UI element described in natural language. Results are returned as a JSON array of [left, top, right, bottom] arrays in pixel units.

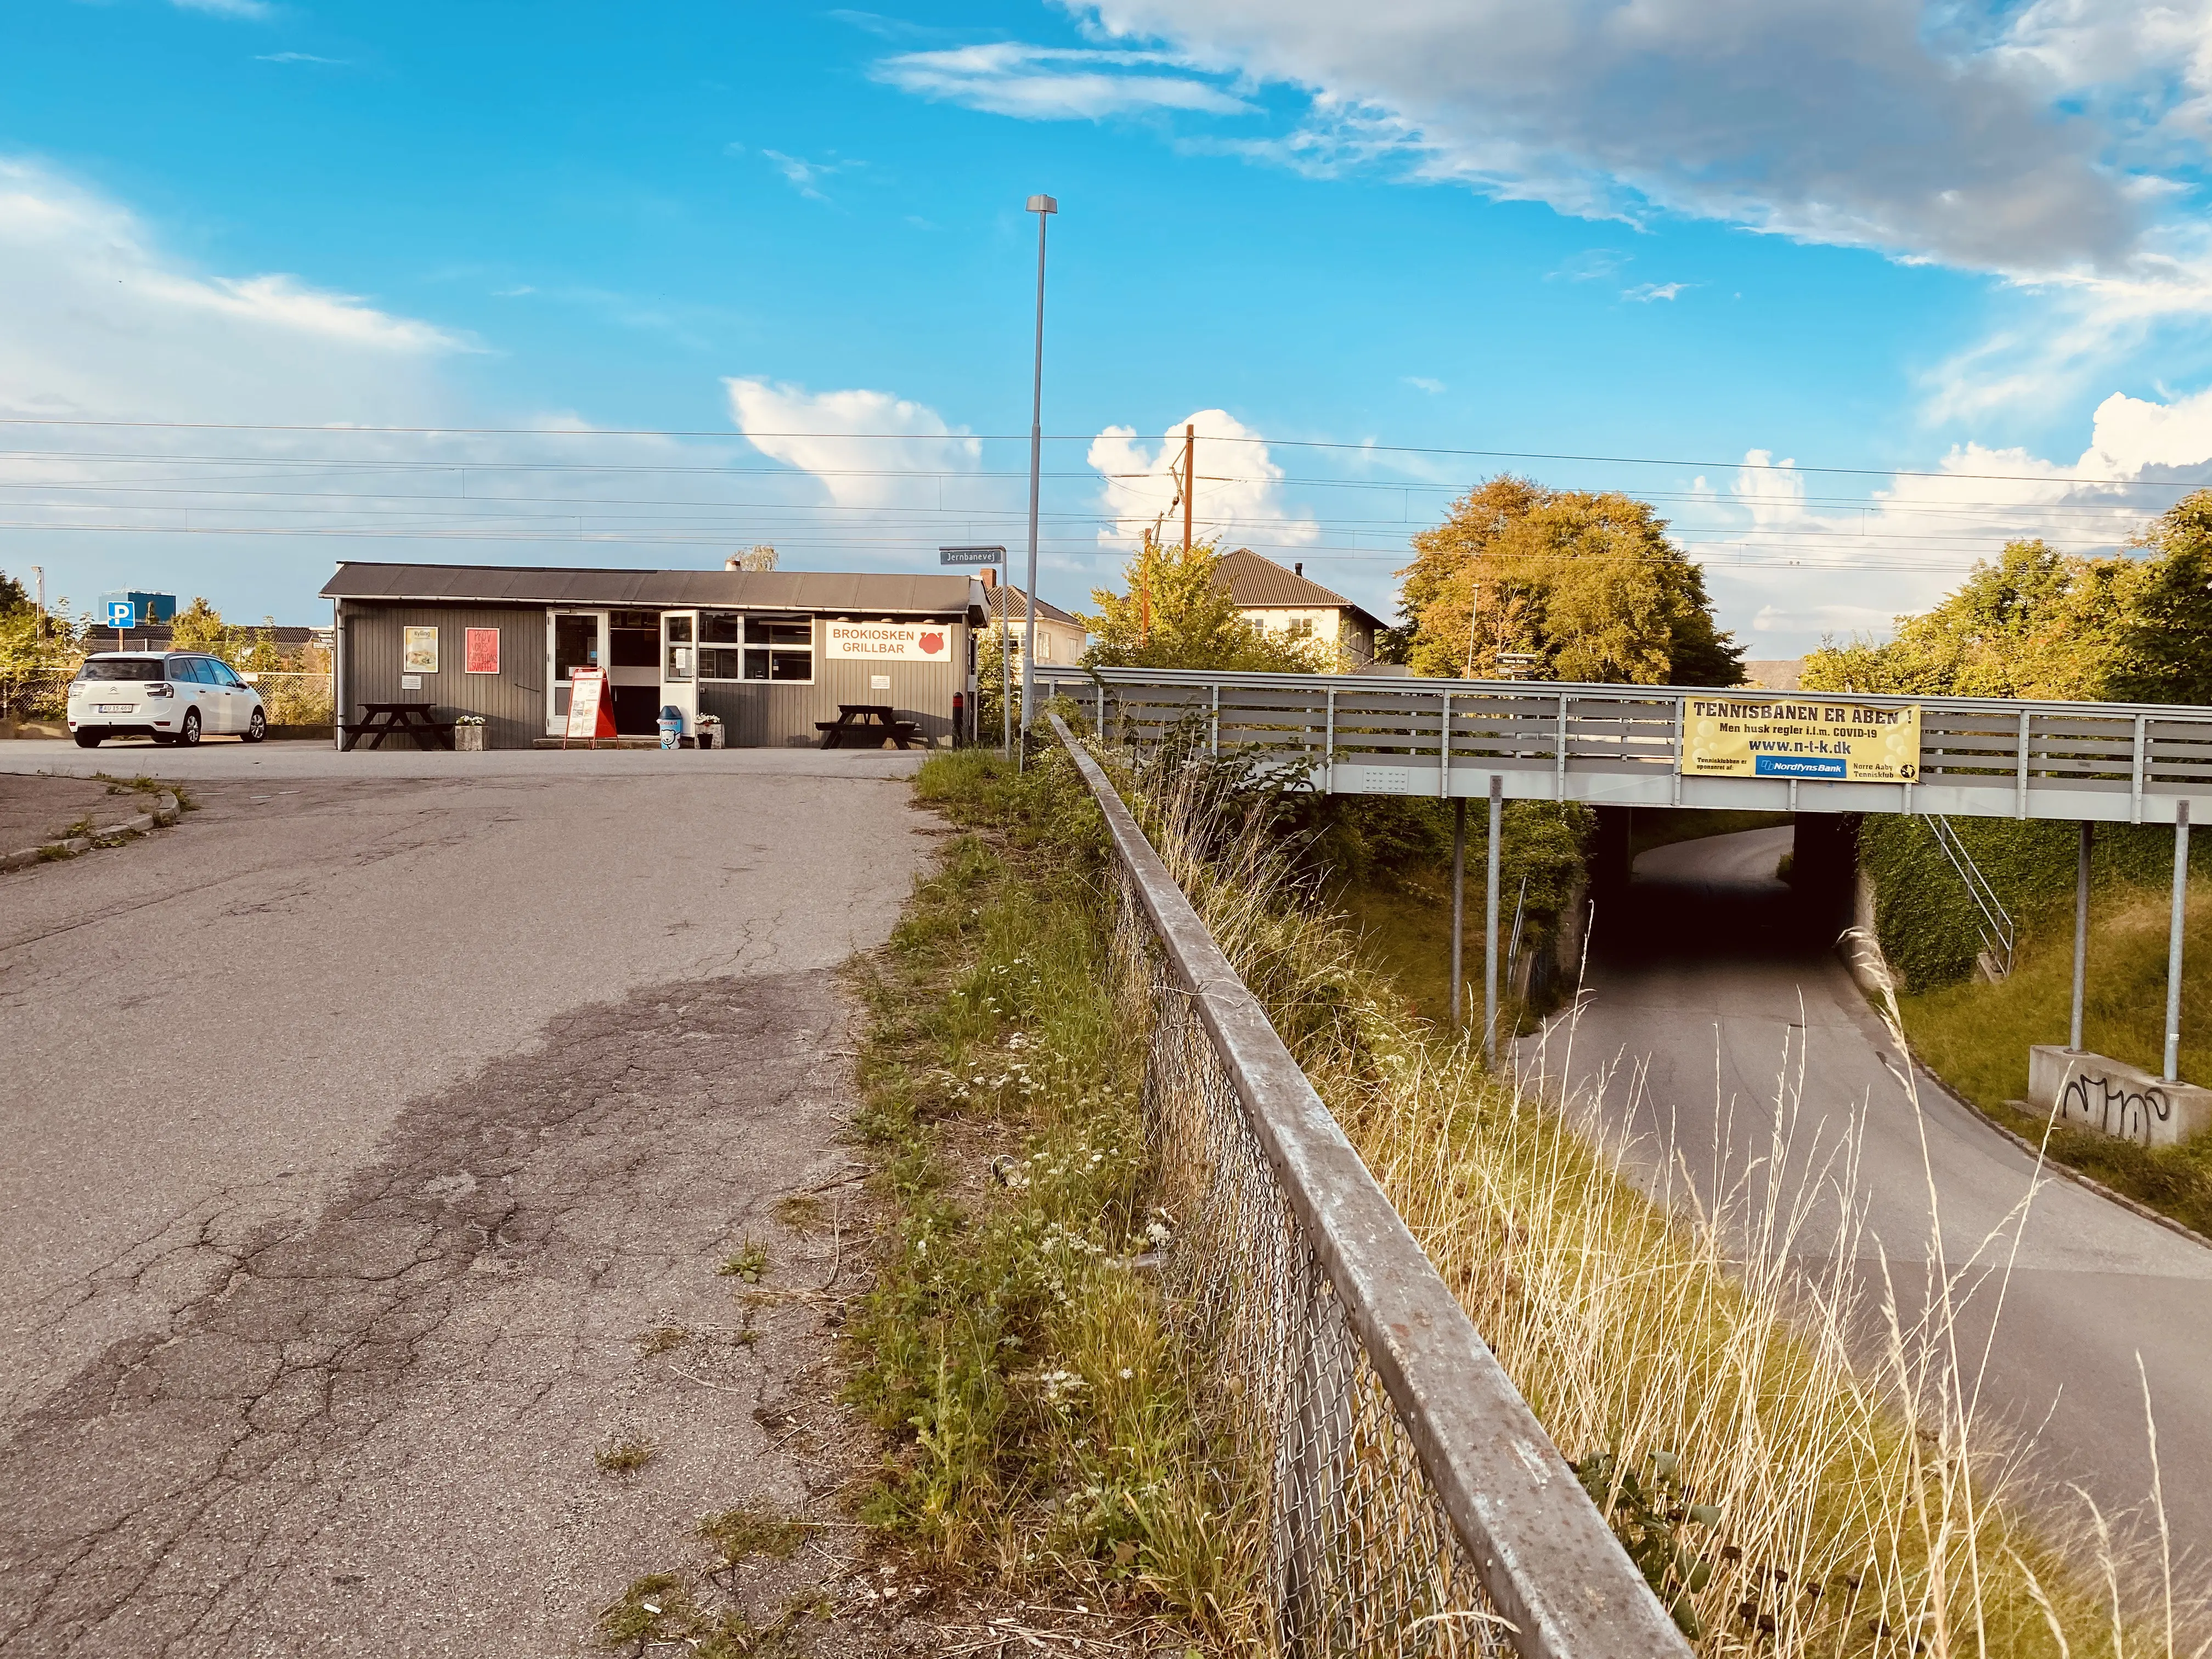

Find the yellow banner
[[1680, 696, 1921, 782]]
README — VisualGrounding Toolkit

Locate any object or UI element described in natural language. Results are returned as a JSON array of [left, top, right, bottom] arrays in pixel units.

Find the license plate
[[97, 704, 134, 714]]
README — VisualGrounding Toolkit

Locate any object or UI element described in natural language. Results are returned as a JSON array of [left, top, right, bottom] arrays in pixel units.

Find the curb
[[1, 789, 179, 872], [1905, 1042, 2212, 1256]]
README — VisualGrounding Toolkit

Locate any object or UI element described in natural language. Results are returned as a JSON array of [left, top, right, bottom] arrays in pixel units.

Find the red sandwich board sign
[[565, 666, 615, 747]]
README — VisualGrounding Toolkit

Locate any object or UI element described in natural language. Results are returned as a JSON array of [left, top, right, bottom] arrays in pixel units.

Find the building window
[[1287, 617, 1315, 639], [742, 616, 814, 682], [1037, 631, 1052, 661]]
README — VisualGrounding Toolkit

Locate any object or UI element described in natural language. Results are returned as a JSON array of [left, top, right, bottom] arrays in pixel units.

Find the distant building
[[90, 622, 331, 653], [981, 575, 1088, 667], [1212, 549, 1383, 665]]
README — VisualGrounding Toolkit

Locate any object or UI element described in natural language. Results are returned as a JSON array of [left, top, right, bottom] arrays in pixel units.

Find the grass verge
[[842, 748, 1261, 1645], [1896, 882, 2212, 1237]]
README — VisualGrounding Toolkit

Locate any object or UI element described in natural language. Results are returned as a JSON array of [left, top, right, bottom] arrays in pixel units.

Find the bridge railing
[[1045, 714, 1685, 1658], [1037, 667, 2212, 822]]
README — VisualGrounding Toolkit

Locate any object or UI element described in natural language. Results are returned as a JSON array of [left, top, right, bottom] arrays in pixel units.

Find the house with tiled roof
[[1212, 549, 1384, 665], [981, 575, 1088, 668]]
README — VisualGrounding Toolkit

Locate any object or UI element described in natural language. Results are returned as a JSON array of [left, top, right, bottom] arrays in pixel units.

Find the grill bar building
[[321, 562, 989, 749]]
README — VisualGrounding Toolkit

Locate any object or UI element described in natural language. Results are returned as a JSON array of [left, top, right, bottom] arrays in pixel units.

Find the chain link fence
[[1054, 716, 1684, 1659]]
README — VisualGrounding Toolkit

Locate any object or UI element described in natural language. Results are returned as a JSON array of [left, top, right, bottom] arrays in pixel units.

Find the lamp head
[[1026, 194, 1058, 215]]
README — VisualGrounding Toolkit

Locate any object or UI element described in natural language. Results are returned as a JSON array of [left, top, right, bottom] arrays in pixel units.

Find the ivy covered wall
[[1860, 813, 2212, 993]]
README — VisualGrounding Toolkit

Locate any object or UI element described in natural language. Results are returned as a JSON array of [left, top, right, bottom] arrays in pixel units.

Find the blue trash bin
[[657, 705, 684, 750]]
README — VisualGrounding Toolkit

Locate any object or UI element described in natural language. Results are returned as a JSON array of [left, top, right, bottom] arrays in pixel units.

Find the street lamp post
[[1019, 192, 1056, 769]]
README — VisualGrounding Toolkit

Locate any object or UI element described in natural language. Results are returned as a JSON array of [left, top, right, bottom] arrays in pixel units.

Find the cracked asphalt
[[0, 745, 934, 1655]]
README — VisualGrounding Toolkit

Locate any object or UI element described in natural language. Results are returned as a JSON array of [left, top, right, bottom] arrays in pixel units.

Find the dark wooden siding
[[697, 618, 970, 748], [338, 604, 548, 749]]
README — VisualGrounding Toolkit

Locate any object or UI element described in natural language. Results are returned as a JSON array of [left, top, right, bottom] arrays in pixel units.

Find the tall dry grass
[[1127, 754, 2205, 1658]]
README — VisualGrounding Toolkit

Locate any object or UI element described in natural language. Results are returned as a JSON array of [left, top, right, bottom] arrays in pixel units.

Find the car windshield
[[76, 658, 167, 682]]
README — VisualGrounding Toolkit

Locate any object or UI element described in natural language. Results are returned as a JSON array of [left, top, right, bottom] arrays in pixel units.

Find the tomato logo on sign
[[919, 631, 945, 656]]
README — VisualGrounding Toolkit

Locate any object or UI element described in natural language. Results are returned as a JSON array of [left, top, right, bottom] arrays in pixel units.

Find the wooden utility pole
[[1139, 529, 1153, 641], [1183, 424, 1195, 552]]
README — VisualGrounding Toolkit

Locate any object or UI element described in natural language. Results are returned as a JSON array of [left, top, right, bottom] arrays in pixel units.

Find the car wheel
[[244, 707, 268, 743], [73, 729, 104, 748], [178, 708, 201, 747]]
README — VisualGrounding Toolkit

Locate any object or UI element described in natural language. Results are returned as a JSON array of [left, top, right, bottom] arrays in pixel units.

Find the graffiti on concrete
[[2057, 1071, 2175, 1147]]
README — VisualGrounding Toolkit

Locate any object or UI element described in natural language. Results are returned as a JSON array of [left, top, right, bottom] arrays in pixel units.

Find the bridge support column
[[2069, 821, 2092, 1053], [2166, 800, 2190, 1084], [1485, 775, 1502, 1063], [1449, 799, 1465, 1031]]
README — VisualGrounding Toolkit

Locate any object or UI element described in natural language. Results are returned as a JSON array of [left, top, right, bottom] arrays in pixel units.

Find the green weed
[[718, 1242, 768, 1284], [593, 1436, 656, 1476]]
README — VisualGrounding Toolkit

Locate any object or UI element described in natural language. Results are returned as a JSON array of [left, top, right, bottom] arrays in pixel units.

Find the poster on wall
[[825, 620, 950, 661], [465, 627, 500, 674], [403, 626, 439, 674], [1679, 696, 1921, 782]]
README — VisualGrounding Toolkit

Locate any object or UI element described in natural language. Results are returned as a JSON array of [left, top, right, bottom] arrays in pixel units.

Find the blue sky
[[8, 0, 2212, 655]]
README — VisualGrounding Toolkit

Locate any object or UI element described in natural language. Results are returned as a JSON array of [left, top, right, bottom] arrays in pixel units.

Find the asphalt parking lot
[[0, 741, 933, 1655]]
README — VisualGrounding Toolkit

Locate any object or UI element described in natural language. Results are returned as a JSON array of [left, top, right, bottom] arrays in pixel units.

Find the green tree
[[1799, 540, 2131, 701], [2106, 493, 2212, 704], [0, 568, 29, 614], [1396, 476, 1743, 685], [1082, 539, 1327, 672], [167, 596, 233, 658]]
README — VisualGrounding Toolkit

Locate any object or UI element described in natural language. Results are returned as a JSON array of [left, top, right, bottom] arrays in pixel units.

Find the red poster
[[465, 627, 500, 674]]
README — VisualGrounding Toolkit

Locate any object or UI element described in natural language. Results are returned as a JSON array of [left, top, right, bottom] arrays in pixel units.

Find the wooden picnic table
[[342, 701, 457, 752], [815, 703, 922, 751]]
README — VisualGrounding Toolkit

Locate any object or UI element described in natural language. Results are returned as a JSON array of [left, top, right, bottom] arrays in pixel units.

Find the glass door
[[548, 610, 608, 735], [660, 610, 699, 734]]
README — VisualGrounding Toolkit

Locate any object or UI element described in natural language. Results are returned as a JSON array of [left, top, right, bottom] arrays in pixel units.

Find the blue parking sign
[[104, 599, 136, 628]]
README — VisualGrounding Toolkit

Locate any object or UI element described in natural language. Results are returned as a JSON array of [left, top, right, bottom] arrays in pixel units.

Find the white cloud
[[759, 150, 858, 201], [1624, 281, 1689, 302], [724, 377, 982, 511], [1690, 386, 2212, 653], [871, 42, 1254, 119], [1402, 375, 1444, 394], [0, 157, 459, 426], [1073, 1, 2158, 280], [1086, 408, 1318, 549], [255, 52, 344, 64], [171, 0, 274, 18]]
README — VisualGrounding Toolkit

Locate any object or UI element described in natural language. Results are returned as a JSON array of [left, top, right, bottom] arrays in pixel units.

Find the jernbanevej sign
[[1680, 696, 1922, 783]]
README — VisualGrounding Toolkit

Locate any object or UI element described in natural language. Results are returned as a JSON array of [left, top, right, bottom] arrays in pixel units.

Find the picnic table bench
[[815, 703, 922, 750], [341, 701, 457, 752]]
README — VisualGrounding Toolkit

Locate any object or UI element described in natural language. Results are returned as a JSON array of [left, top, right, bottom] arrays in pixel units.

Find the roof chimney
[[1294, 562, 1304, 578], [979, 568, 996, 588]]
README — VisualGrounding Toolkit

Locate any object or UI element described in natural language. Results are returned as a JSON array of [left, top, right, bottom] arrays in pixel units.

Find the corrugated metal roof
[[1212, 549, 1382, 627], [320, 561, 983, 616], [985, 585, 1084, 627]]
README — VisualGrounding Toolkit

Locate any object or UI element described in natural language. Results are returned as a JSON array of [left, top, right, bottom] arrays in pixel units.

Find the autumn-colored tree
[[1082, 539, 1327, 672], [167, 596, 234, 659], [1397, 476, 1742, 686]]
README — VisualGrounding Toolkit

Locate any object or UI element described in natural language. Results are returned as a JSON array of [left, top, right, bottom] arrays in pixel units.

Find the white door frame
[[660, 610, 701, 733], [547, 608, 610, 735]]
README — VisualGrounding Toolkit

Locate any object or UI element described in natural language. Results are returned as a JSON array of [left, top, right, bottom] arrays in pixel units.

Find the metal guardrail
[[1035, 665, 2212, 824], [1046, 714, 1684, 1658], [1922, 815, 2017, 979]]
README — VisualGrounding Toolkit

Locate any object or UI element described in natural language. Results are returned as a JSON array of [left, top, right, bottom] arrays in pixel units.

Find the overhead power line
[[0, 415, 2203, 491]]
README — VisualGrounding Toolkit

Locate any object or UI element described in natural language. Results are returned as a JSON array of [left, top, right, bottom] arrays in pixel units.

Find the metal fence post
[[2166, 799, 2190, 1083], [1450, 799, 1466, 1030], [2070, 820, 2092, 1053]]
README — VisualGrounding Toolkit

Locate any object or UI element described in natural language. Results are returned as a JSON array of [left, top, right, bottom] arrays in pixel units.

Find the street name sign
[[939, 546, 1005, 566], [1679, 696, 1921, 783]]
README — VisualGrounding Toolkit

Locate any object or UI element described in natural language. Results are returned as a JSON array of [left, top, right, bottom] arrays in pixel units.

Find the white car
[[66, 652, 269, 748]]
